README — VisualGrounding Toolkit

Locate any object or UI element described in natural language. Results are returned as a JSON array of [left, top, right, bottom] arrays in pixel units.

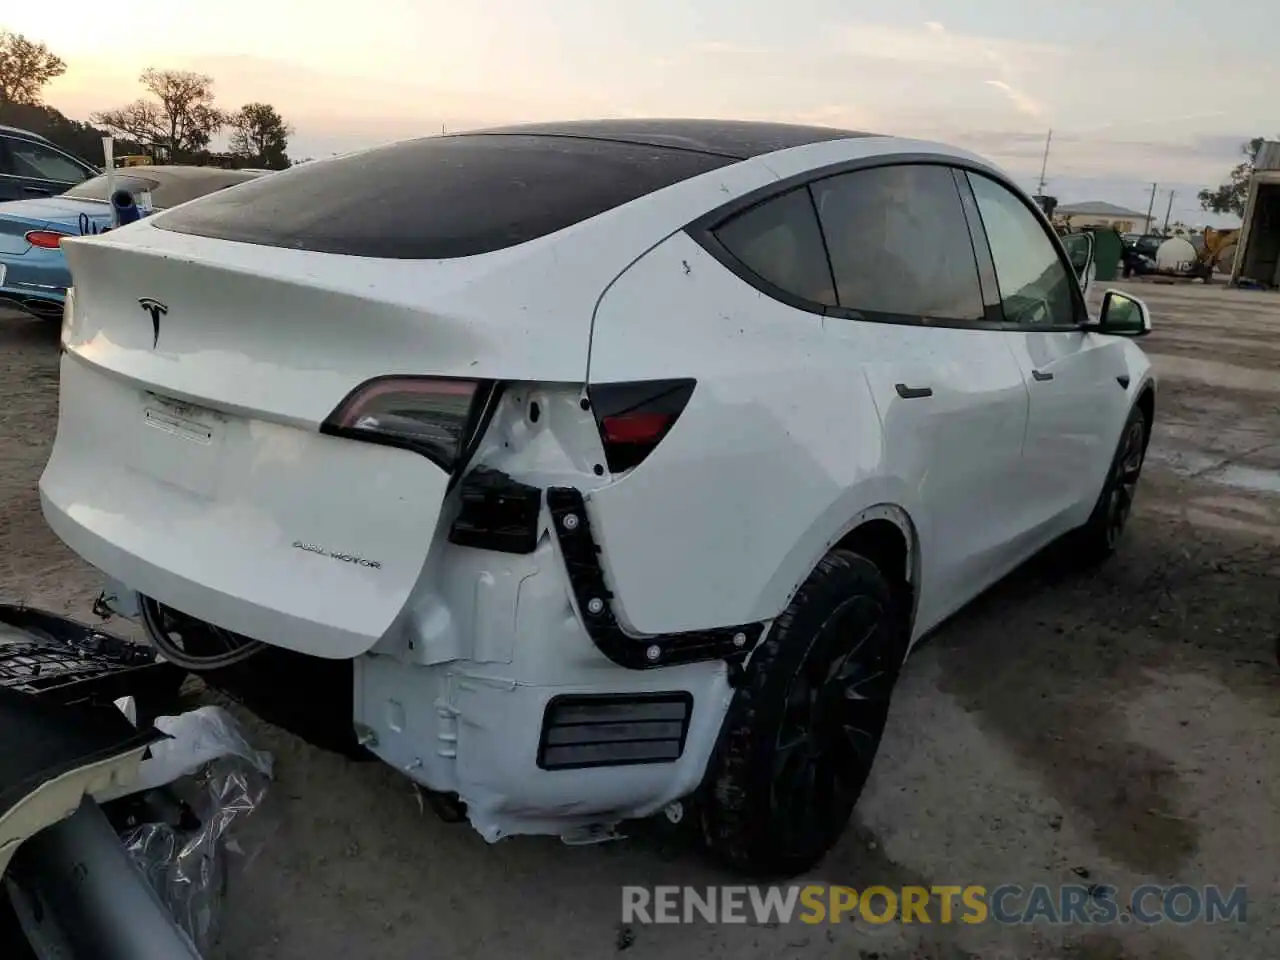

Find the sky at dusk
[[8, 0, 1276, 226]]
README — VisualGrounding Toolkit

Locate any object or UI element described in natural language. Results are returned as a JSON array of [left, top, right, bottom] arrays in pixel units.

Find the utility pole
[[1163, 190, 1175, 234], [1145, 182, 1158, 232], [1036, 129, 1052, 195]]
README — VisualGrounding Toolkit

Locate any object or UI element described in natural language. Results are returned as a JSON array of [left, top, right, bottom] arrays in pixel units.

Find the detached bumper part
[[0, 603, 183, 715], [0, 685, 171, 959], [8, 798, 202, 960], [0, 605, 267, 959], [546, 486, 764, 668]]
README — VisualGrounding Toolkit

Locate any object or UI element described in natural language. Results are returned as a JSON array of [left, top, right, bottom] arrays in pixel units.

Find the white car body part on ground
[[39, 120, 1156, 872]]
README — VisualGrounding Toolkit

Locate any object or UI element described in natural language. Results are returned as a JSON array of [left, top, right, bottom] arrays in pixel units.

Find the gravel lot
[[1, 282, 1277, 959]]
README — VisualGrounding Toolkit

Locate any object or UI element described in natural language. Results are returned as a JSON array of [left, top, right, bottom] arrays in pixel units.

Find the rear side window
[[154, 135, 735, 259], [712, 187, 837, 307], [811, 164, 984, 322], [4, 137, 93, 184]]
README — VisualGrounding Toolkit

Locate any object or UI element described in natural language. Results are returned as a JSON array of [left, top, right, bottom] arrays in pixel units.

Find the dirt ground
[[1, 282, 1277, 959]]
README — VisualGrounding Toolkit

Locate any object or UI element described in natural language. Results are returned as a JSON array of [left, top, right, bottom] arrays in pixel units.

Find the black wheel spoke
[[844, 597, 883, 658], [774, 729, 808, 776], [1102, 420, 1146, 548], [844, 666, 893, 703], [831, 721, 879, 767], [772, 584, 897, 840]]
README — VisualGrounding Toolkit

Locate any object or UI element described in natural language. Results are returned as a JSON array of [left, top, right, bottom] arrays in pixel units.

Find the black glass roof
[[459, 118, 876, 160]]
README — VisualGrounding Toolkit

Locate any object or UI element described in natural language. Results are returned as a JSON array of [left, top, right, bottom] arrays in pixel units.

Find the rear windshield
[[64, 174, 160, 203], [153, 134, 737, 259], [63, 170, 260, 209]]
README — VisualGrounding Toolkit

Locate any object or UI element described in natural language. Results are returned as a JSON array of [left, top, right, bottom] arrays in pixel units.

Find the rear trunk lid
[[41, 221, 594, 659], [0, 198, 112, 255]]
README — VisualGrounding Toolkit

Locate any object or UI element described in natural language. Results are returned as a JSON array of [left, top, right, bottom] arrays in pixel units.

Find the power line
[[1035, 129, 1052, 195]]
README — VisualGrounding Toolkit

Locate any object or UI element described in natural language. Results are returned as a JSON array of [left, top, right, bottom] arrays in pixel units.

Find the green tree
[[1198, 137, 1275, 218], [0, 30, 66, 105], [92, 68, 227, 162], [228, 102, 292, 169], [0, 100, 143, 163]]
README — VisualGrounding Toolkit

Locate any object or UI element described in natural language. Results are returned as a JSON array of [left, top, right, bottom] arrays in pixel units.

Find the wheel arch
[[1135, 380, 1155, 448], [761, 499, 923, 646], [832, 507, 920, 637]]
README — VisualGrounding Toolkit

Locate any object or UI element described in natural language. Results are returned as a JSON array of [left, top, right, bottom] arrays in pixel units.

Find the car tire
[[1071, 403, 1149, 565], [698, 549, 908, 878]]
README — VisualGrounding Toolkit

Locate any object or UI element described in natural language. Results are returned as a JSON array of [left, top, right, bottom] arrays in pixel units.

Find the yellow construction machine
[[1199, 227, 1239, 280]]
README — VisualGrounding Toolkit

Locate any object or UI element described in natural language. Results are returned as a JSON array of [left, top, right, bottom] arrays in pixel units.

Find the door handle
[[1031, 369, 1054, 382], [22, 187, 52, 196], [895, 384, 933, 399]]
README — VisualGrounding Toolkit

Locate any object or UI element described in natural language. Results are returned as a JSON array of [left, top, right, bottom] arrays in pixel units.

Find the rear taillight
[[25, 230, 70, 249], [588, 379, 695, 473], [321, 376, 497, 474]]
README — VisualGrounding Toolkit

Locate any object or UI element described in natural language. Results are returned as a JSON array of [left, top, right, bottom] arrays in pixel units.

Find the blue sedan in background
[[0, 166, 265, 319]]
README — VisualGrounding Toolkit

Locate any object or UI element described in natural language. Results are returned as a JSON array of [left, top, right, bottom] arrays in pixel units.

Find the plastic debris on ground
[[112, 705, 275, 957]]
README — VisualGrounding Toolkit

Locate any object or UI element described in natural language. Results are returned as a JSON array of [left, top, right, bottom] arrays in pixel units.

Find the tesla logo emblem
[[138, 298, 168, 348]]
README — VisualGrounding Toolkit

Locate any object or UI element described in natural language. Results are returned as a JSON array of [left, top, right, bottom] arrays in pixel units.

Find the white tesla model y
[[41, 120, 1155, 877]]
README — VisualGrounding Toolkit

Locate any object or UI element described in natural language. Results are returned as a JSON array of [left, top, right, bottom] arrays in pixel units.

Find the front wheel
[[697, 549, 908, 878], [1071, 403, 1149, 564]]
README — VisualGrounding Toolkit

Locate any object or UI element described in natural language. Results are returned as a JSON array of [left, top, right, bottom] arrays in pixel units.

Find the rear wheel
[[1071, 403, 1148, 564], [698, 549, 907, 878]]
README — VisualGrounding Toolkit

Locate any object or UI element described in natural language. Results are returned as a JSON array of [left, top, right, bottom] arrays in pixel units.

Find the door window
[[5, 139, 93, 184], [713, 186, 837, 307], [810, 164, 984, 323], [967, 173, 1081, 328]]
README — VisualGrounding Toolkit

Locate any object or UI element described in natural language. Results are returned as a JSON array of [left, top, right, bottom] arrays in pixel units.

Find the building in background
[[1230, 140, 1280, 289], [1056, 201, 1153, 234]]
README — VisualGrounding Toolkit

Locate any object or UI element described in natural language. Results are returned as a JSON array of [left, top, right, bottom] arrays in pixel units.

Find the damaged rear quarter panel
[[583, 231, 906, 636]]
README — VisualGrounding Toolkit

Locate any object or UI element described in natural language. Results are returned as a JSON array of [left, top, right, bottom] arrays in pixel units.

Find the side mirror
[[1096, 289, 1151, 337]]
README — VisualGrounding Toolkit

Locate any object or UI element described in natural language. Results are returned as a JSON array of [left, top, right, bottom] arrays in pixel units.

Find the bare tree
[[229, 102, 292, 169], [93, 69, 227, 162], [0, 31, 66, 105]]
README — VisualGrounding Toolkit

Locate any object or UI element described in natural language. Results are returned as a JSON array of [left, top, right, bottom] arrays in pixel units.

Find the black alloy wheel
[[1106, 416, 1147, 549], [771, 593, 895, 856], [699, 549, 907, 878], [1073, 403, 1149, 564]]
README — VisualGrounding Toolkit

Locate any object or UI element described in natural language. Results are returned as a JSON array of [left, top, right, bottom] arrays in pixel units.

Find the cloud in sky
[[695, 40, 772, 55], [984, 79, 1042, 119]]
